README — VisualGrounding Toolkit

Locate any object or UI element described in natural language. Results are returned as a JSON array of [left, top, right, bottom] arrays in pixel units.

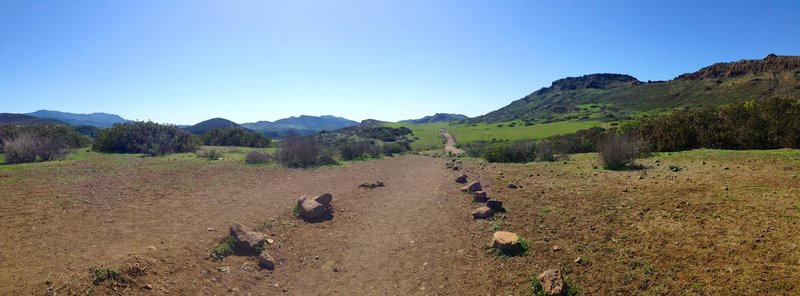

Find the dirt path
[[0, 154, 501, 295], [440, 130, 464, 155]]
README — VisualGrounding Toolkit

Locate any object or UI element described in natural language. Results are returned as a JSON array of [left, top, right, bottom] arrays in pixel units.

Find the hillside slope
[[242, 115, 358, 136], [0, 113, 66, 126], [184, 118, 244, 135], [479, 54, 800, 122], [401, 113, 469, 124]]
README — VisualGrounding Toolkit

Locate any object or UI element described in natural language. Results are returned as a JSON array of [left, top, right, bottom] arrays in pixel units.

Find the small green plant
[[291, 204, 301, 218], [92, 267, 122, 284], [518, 236, 529, 254], [257, 218, 278, 230], [489, 223, 502, 231], [531, 277, 546, 296], [210, 237, 235, 261]]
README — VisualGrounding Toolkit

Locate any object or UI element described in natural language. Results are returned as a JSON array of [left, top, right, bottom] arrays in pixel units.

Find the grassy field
[[385, 120, 601, 150]]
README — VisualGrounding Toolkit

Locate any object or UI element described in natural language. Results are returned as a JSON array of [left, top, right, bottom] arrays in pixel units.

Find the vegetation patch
[[210, 236, 236, 261]]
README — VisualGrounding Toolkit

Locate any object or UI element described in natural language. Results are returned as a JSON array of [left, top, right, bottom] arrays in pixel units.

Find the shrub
[[245, 150, 271, 164], [93, 121, 196, 156], [198, 149, 224, 160], [382, 142, 409, 156], [201, 128, 271, 148], [597, 134, 646, 170], [0, 124, 90, 152], [275, 135, 322, 168], [340, 139, 380, 160], [2, 133, 69, 164]]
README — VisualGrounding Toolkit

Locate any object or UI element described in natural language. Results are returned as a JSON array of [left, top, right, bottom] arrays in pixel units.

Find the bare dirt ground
[[2, 149, 800, 295], [440, 131, 463, 155]]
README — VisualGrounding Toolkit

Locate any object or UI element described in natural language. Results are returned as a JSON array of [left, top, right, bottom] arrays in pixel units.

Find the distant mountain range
[[0, 113, 66, 126], [27, 110, 130, 127], [401, 113, 468, 124], [241, 115, 359, 136], [478, 54, 800, 122]]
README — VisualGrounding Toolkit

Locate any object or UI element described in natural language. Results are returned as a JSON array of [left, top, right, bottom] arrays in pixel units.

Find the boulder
[[258, 251, 275, 270], [471, 206, 494, 219], [297, 195, 332, 220], [461, 181, 482, 192], [492, 231, 520, 253], [455, 174, 468, 184], [486, 199, 503, 210], [313, 193, 333, 206], [472, 191, 488, 202], [536, 269, 565, 296], [230, 222, 266, 252]]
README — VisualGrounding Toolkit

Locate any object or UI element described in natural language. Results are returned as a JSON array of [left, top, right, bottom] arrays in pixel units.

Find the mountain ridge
[[27, 110, 130, 127]]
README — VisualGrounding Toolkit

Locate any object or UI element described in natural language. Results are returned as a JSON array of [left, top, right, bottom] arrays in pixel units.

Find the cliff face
[[677, 54, 800, 81], [537, 74, 640, 94]]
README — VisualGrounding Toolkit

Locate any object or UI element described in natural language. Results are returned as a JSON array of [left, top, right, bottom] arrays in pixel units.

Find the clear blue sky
[[1, 0, 798, 125]]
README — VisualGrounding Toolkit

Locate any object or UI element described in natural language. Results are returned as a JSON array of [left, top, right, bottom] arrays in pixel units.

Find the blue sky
[[1, 0, 798, 124]]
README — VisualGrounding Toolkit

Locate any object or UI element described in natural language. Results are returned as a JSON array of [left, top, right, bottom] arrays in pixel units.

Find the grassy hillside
[[479, 55, 800, 123]]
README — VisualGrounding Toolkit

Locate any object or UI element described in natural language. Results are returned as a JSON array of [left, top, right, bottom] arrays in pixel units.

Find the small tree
[[597, 134, 646, 170]]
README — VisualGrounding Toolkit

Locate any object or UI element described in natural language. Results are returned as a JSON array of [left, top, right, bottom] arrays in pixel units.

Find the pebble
[[267, 239, 275, 244], [206, 228, 214, 232], [552, 245, 561, 251], [147, 246, 157, 251]]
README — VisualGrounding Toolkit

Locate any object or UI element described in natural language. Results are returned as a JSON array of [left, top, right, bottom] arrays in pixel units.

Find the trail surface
[[441, 130, 464, 155], [0, 154, 502, 295]]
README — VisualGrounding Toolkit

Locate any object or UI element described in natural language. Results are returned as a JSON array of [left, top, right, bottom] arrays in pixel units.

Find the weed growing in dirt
[[489, 223, 502, 231], [257, 218, 278, 230], [210, 237, 236, 261], [291, 204, 301, 218], [518, 236, 529, 254], [795, 197, 800, 213], [530, 274, 580, 296], [91, 267, 122, 285]]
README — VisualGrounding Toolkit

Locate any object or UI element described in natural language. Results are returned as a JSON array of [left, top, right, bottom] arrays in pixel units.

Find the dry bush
[[245, 150, 271, 164], [3, 133, 68, 164], [276, 135, 322, 168], [597, 134, 646, 170]]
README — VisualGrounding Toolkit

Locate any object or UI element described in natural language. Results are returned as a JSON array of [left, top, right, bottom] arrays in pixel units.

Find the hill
[[185, 118, 244, 135], [28, 110, 130, 127], [241, 115, 358, 136], [478, 54, 800, 123], [401, 113, 469, 124], [0, 113, 66, 126]]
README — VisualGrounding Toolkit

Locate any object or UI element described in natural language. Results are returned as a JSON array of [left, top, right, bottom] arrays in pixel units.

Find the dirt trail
[[440, 130, 464, 155], [0, 155, 501, 295]]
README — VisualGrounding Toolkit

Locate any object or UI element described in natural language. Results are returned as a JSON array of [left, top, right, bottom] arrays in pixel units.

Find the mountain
[[27, 110, 130, 127], [184, 118, 245, 135], [0, 113, 66, 126], [479, 54, 800, 123], [401, 113, 469, 124], [241, 115, 359, 136]]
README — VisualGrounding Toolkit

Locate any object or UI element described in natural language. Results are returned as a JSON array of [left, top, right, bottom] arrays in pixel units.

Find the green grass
[[384, 120, 601, 150], [210, 236, 236, 261]]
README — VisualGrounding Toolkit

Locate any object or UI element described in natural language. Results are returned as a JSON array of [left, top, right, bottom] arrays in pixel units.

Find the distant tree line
[[201, 127, 271, 148]]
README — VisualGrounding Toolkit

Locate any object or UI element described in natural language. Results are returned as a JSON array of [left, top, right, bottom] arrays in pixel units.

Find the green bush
[[201, 127, 271, 148], [92, 121, 196, 156], [340, 139, 380, 160]]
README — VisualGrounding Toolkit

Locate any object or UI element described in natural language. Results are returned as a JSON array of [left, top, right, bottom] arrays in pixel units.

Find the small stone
[[144, 284, 153, 290], [552, 245, 561, 251], [622, 187, 629, 193], [537, 269, 565, 296], [471, 206, 494, 219], [507, 182, 518, 189], [147, 246, 157, 251], [472, 191, 488, 202], [461, 181, 482, 192], [266, 239, 275, 244], [258, 251, 275, 270], [455, 174, 468, 184], [723, 187, 729, 191], [486, 199, 503, 210], [333, 267, 340, 272], [206, 228, 214, 232], [574, 257, 582, 264]]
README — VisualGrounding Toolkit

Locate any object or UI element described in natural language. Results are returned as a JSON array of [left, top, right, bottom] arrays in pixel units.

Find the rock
[[472, 191, 488, 202], [230, 222, 266, 251], [622, 187, 629, 193], [206, 228, 215, 232], [452, 165, 460, 171], [574, 257, 582, 264], [266, 238, 275, 244], [313, 193, 333, 206], [144, 284, 153, 290], [147, 246, 157, 251], [536, 269, 565, 296], [471, 206, 494, 219], [358, 181, 385, 189], [486, 199, 503, 211], [297, 196, 331, 220], [507, 182, 518, 189], [491, 231, 520, 253], [461, 181, 482, 192], [258, 251, 275, 270], [455, 174, 468, 184], [552, 245, 561, 251]]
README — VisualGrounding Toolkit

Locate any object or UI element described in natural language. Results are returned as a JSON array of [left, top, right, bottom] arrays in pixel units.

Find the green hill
[[478, 54, 800, 123]]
